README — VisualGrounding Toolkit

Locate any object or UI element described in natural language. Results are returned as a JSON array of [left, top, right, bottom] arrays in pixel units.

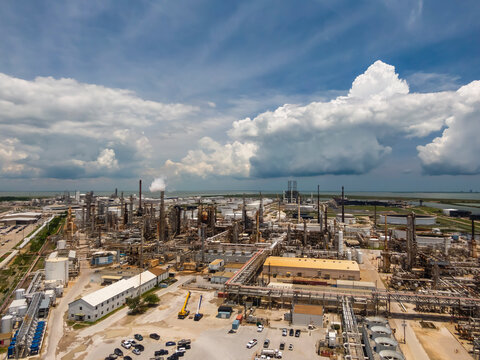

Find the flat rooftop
[[264, 256, 360, 272]]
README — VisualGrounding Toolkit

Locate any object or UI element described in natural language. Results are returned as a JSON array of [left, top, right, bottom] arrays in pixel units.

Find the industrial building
[[379, 214, 436, 226], [292, 304, 324, 326], [0, 212, 41, 226], [67, 267, 168, 322], [262, 256, 360, 281]]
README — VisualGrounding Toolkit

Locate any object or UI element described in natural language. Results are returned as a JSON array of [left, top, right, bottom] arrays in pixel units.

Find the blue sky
[[0, 0, 479, 192]]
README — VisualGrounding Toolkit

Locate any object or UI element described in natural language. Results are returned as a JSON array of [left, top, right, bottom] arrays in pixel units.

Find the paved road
[[43, 258, 93, 360]]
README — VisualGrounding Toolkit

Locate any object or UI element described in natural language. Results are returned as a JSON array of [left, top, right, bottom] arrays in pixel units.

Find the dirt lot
[[55, 280, 323, 360]]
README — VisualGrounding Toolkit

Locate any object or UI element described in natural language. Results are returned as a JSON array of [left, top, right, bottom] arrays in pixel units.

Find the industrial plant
[[0, 181, 479, 360]]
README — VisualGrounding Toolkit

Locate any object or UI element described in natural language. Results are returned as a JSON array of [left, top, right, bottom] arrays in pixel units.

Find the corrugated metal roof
[[81, 270, 156, 307], [264, 256, 360, 272]]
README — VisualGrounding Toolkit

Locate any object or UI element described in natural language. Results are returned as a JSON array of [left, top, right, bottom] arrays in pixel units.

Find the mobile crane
[[178, 291, 191, 319], [194, 295, 203, 321]]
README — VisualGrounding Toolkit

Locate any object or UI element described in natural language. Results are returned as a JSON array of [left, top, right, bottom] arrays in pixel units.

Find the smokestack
[[159, 191, 165, 242], [472, 218, 477, 258], [341, 186, 345, 223], [317, 185, 320, 224], [259, 192, 264, 224], [139, 179, 142, 214]]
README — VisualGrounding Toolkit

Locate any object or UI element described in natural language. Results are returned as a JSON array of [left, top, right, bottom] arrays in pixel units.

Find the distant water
[[1, 190, 480, 200]]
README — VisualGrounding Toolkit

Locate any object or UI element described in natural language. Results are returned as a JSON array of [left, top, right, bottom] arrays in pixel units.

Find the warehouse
[[262, 256, 360, 281], [68, 267, 168, 322], [0, 212, 41, 226]]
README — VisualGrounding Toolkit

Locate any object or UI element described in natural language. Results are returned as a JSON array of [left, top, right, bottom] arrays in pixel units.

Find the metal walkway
[[342, 298, 367, 360]]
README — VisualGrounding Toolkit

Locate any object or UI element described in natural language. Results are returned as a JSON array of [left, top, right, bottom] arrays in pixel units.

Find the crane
[[194, 295, 203, 321], [178, 291, 191, 319]]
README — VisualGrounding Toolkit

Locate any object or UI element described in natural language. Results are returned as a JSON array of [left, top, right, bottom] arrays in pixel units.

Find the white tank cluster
[[364, 316, 404, 360]]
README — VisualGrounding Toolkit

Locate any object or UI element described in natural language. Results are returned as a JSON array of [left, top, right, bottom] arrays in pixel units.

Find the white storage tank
[[370, 325, 392, 340], [1, 314, 13, 333], [15, 288, 25, 300], [57, 239, 67, 250], [375, 337, 398, 352], [55, 285, 64, 297], [379, 350, 405, 360], [45, 257, 69, 284], [338, 231, 344, 254], [346, 250, 352, 261], [357, 250, 364, 264]]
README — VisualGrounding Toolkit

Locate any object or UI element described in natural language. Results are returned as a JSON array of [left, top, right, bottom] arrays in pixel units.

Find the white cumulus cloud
[[165, 60, 480, 178], [0, 73, 197, 178]]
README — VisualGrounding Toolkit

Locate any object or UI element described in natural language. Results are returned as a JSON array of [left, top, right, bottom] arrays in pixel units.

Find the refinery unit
[[0, 181, 479, 360]]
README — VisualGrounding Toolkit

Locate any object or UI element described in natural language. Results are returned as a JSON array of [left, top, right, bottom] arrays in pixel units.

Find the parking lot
[[56, 282, 324, 360]]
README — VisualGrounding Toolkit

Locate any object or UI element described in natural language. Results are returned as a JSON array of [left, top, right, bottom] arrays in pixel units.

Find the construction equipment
[[178, 291, 191, 319], [194, 294, 203, 321]]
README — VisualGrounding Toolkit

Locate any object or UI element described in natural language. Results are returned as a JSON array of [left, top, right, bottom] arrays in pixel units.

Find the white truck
[[261, 349, 283, 358]]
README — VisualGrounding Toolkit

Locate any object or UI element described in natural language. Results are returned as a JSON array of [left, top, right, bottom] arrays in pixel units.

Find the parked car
[[289, 328, 294, 336], [121, 341, 132, 349], [279, 342, 285, 350], [124, 356, 132, 360], [282, 328, 287, 336], [108, 354, 118, 359], [246, 339, 258, 349], [295, 329, 301, 337], [150, 333, 160, 340], [134, 344, 145, 351], [288, 344, 294, 351], [155, 349, 169, 356], [165, 341, 176, 346], [257, 324, 264, 332], [114, 348, 123, 356], [263, 339, 270, 348], [134, 334, 143, 341], [132, 348, 141, 355]]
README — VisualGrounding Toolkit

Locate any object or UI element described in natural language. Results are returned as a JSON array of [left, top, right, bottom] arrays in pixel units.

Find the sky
[[0, 0, 480, 192]]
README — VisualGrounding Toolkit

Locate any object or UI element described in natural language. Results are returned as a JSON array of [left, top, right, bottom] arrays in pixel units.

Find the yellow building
[[263, 256, 360, 281]]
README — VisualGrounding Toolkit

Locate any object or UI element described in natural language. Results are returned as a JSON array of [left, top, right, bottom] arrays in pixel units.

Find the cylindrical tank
[[374, 337, 398, 352], [346, 250, 352, 261], [370, 325, 392, 339], [357, 251, 364, 264], [1, 315, 13, 333], [365, 316, 388, 329], [338, 231, 344, 254], [379, 350, 405, 360], [18, 305, 28, 316], [15, 288, 25, 300], [57, 240, 66, 250]]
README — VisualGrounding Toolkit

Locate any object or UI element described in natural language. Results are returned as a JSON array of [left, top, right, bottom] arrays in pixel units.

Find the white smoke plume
[[149, 177, 166, 192]]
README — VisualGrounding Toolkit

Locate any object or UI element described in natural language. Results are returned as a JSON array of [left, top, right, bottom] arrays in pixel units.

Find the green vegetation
[[0, 196, 34, 202], [126, 295, 142, 313], [144, 293, 160, 306], [0, 214, 65, 309]]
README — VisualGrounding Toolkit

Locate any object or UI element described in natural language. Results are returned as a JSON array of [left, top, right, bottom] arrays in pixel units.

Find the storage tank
[[379, 350, 405, 360], [365, 316, 388, 329], [346, 250, 352, 261], [374, 337, 398, 352], [15, 288, 25, 300], [45, 257, 69, 284], [357, 251, 364, 264], [338, 231, 344, 254], [18, 305, 28, 316], [370, 325, 392, 339], [1, 315, 13, 333]]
